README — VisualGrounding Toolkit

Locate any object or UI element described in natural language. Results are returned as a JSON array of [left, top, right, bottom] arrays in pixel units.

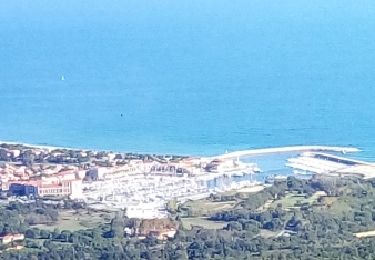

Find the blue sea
[[1, 0, 375, 159]]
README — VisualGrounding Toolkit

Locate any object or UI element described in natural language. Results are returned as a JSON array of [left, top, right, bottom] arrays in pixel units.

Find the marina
[[0, 143, 368, 219], [82, 161, 262, 219], [80, 146, 361, 218]]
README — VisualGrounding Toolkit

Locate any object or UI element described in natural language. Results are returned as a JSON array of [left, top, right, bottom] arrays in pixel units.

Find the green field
[[34, 210, 114, 231], [184, 200, 236, 212], [181, 217, 227, 230], [270, 191, 325, 210], [183, 200, 236, 218], [325, 197, 352, 216]]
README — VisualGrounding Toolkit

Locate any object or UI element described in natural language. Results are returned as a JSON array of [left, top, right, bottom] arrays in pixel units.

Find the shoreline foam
[[0, 140, 359, 158]]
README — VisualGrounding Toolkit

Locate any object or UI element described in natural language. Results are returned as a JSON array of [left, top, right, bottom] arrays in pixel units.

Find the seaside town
[[3, 142, 375, 258], [0, 142, 263, 219], [1, 142, 373, 218]]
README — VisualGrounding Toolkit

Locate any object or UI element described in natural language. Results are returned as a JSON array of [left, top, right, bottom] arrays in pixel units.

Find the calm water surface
[[1, 0, 375, 159]]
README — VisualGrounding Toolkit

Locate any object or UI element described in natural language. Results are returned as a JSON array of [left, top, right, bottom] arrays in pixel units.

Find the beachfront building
[[0, 149, 15, 161], [86, 167, 108, 180], [38, 179, 83, 199], [2, 174, 83, 199], [9, 183, 38, 197], [0, 148, 21, 161]]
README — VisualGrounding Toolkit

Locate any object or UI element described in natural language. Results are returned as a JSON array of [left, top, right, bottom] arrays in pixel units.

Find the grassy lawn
[[326, 197, 353, 217], [259, 229, 280, 238], [323, 196, 338, 207], [184, 200, 236, 213], [181, 217, 227, 230], [35, 210, 114, 231], [222, 185, 265, 197], [34, 221, 84, 231], [270, 192, 305, 209], [257, 199, 274, 212], [270, 191, 326, 210]]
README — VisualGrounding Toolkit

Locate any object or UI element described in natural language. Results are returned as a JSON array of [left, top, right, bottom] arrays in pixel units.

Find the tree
[[111, 212, 124, 239], [25, 228, 40, 239], [52, 228, 60, 240], [40, 229, 51, 239]]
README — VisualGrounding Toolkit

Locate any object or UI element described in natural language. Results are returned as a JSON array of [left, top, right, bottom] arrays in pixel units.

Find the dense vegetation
[[2, 176, 375, 259]]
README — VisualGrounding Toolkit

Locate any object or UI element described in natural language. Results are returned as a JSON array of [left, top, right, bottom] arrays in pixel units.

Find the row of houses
[[3, 178, 83, 199], [0, 164, 85, 199], [0, 148, 238, 202]]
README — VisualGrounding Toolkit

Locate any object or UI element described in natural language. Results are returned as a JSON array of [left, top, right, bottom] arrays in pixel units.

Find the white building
[[87, 167, 108, 180]]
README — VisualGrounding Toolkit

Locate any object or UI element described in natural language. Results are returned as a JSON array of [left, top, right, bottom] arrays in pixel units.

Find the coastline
[[0, 140, 74, 152], [0, 139, 369, 219], [0, 139, 359, 159], [0, 139, 200, 157]]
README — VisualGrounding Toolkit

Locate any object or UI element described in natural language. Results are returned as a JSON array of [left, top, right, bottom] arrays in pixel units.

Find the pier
[[212, 146, 359, 160], [287, 151, 375, 180]]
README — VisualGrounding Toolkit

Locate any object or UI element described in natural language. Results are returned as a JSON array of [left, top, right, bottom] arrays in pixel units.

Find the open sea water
[[1, 0, 375, 159]]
